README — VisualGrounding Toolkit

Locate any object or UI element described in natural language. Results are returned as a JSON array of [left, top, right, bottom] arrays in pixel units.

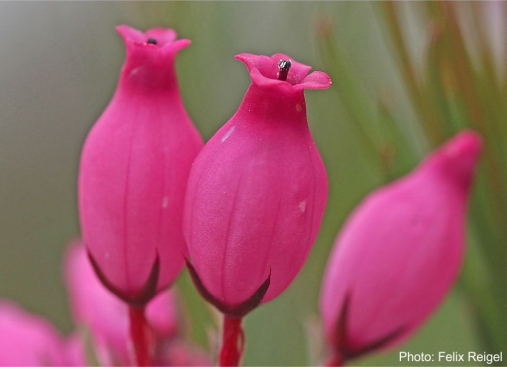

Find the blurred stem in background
[[316, 0, 506, 360]]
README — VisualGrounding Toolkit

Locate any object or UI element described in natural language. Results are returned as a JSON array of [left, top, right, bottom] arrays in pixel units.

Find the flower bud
[[78, 25, 203, 304], [320, 131, 482, 363], [184, 53, 331, 314]]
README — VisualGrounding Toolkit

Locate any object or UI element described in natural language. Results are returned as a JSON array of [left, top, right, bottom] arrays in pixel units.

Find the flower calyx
[[185, 258, 271, 318], [88, 251, 161, 307]]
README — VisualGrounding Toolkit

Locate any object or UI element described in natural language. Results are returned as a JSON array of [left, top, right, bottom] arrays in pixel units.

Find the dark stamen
[[277, 59, 291, 81], [147, 38, 158, 45]]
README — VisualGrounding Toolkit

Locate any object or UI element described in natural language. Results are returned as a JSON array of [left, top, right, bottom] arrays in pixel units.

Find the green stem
[[316, 19, 390, 181], [378, 2, 442, 145]]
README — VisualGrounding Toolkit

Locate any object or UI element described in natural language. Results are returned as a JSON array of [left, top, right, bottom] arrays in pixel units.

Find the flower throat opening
[[147, 38, 158, 45]]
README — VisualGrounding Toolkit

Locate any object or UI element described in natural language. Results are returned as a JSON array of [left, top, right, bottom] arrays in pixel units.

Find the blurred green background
[[0, 2, 504, 366]]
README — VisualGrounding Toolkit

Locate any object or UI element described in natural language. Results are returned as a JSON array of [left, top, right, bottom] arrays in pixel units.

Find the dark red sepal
[[185, 258, 271, 317], [88, 250, 160, 306], [334, 291, 406, 362]]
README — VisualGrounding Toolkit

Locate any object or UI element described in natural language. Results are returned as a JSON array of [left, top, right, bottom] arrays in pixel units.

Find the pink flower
[[184, 53, 331, 314], [154, 340, 212, 366], [320, 131, 482, 364], [64, 241, 179, 365], [78, 25, 203, 304], [0, 301, 84, 366]]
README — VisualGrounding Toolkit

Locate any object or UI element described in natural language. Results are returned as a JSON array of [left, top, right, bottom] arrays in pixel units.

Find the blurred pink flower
[[0, 301, 84, 366], [64, 241, 178, 365], [154, 340, 212, 366], [78, 25, 203, 304], [184, 53, 331, 314], [320, 131, 482, 364]]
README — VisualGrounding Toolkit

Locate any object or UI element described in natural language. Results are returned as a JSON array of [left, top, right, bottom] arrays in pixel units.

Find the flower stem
[[128, 305, 152, 366], [325, 353, 343, 366], [219, 315, 244, 366]]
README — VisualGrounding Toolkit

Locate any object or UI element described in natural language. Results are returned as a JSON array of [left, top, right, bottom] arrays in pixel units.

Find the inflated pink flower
[[183, 53, 331, 365], [0, 301, 84, 366], [64, 241, 178, 365], [78, 25, 203, 304], [320, 131, 482, 365]]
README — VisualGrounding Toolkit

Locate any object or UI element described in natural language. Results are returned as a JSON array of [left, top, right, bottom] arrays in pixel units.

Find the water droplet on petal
[[221, 125, 236, 143], [299, 201, 307, 213]]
